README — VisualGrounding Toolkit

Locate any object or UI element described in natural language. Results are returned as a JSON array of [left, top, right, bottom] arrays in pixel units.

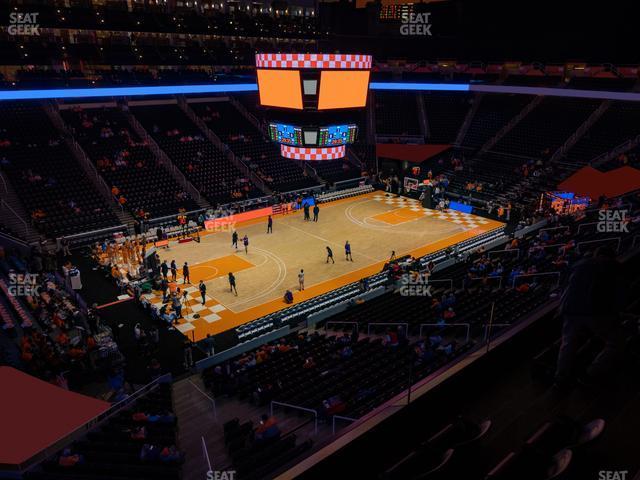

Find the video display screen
[[317, 70, 370, 110], [256, 69, 303, 109], [318, 125, 358, 146], [268, 123, 303, 146]]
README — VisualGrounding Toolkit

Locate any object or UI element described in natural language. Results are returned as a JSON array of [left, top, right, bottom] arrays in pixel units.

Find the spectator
[[255, 414, 281, 442], [555, 247, 627, 387]]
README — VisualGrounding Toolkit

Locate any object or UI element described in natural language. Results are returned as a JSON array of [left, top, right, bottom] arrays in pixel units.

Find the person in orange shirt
[[119, 196, 127, 205], [58, 448, 83, 467], [111, 186, 120, 197], [57, 331, 69, 346]]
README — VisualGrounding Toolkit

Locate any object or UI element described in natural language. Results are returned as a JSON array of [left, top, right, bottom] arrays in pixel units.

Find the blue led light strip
[[369, 82, 470, 91], [0, 83, 259, 100], [1, 81, 640, 102]]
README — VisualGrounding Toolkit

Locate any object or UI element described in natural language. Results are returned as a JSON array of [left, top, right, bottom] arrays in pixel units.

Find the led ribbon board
[[281, 145, 346, 161], [4, 83, 640, 102]]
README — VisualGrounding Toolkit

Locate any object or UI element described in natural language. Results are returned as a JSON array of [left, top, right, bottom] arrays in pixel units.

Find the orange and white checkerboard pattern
[[281, 145, 345, 160], [142, 286, 225, 334], [256, 53, 372, 70], [371, 194, 491, 230]]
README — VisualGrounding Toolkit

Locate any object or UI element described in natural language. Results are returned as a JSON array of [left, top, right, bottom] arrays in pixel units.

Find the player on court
[[243, 235, 249, 254], [228, 272, 237, 296], [326, 246, 335, 264], [267, 215, 273, 234], [298, 269, 305, 291], [345, 241, 353, 261], [232, 231, 238, 250]]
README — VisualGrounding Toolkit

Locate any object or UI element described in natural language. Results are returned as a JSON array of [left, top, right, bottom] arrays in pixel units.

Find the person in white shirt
[[298, 269, 305, 291]]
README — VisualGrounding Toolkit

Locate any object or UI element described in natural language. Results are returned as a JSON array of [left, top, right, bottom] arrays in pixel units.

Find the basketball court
[[142, 192, 504, 340]]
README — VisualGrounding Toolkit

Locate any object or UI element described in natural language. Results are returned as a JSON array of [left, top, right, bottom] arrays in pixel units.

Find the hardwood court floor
[[153, 192, 504, 340]]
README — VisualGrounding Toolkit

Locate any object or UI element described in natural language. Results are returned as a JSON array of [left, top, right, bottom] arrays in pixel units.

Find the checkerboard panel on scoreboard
[[371, 194, 490, 230]]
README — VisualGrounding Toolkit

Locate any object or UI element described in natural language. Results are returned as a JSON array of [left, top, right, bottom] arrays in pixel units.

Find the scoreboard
[[269, 123, 358, 148], [318, 125, 358, 146], [268, 123, 303, 146], [256, 53, 371, 160]]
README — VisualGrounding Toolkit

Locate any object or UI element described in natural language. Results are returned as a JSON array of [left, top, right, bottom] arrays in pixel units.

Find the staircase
[[591, 133, 640, 168], [227, 96, 263, 132], [0, 171, 41, 243], [43, 101, 135, 230], [480, 96, 544, 154], [346, 147, 365, 171], [455, 93, 483, 147], [122, 104, 211, 210], [178, 97, 271, 195], [303, 161, 324, 184], [549, 100, 611, 163], [367, 91, 376, 145], [417, 93, 430, 142]]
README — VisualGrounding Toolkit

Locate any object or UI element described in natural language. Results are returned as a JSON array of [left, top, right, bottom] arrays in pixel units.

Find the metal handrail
[[60, 223, 128, 243], [202, 436, 212, 473], [538, 225, 570, 236], [0, 170, 8, 195], [323, 321, 359, 334], [576, 237, 622, 254], [270, 401, 318, 435], [511, 271, 561, 288], [1, 199, 28, 238], [332, 415, 358, 435], [482, 323, 514, 341], [576, 221, 599, 234], [189, 380, 218, 422], [146, 207, 207, 226], [424, 278, 454, 291], [367, 322, 409, 336], [488, 248, 520, 258], [419, 323, 471, 343], [464, 275, 503, 289], [334, 176, 367, 189]]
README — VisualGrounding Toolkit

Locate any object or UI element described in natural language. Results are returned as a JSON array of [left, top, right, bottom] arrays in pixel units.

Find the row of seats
[[0, 102, 120, 237], [62, 106, 199, 218], [564, 101, 640, 164], [190, 101, 319, 192], [130, 103, 256, 205], [423, 92, 473, 144], [221, 417, 312, 479], [26, 383, 182, 480], [375, 92, 421, 136], [492, 97, 601, 158]]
